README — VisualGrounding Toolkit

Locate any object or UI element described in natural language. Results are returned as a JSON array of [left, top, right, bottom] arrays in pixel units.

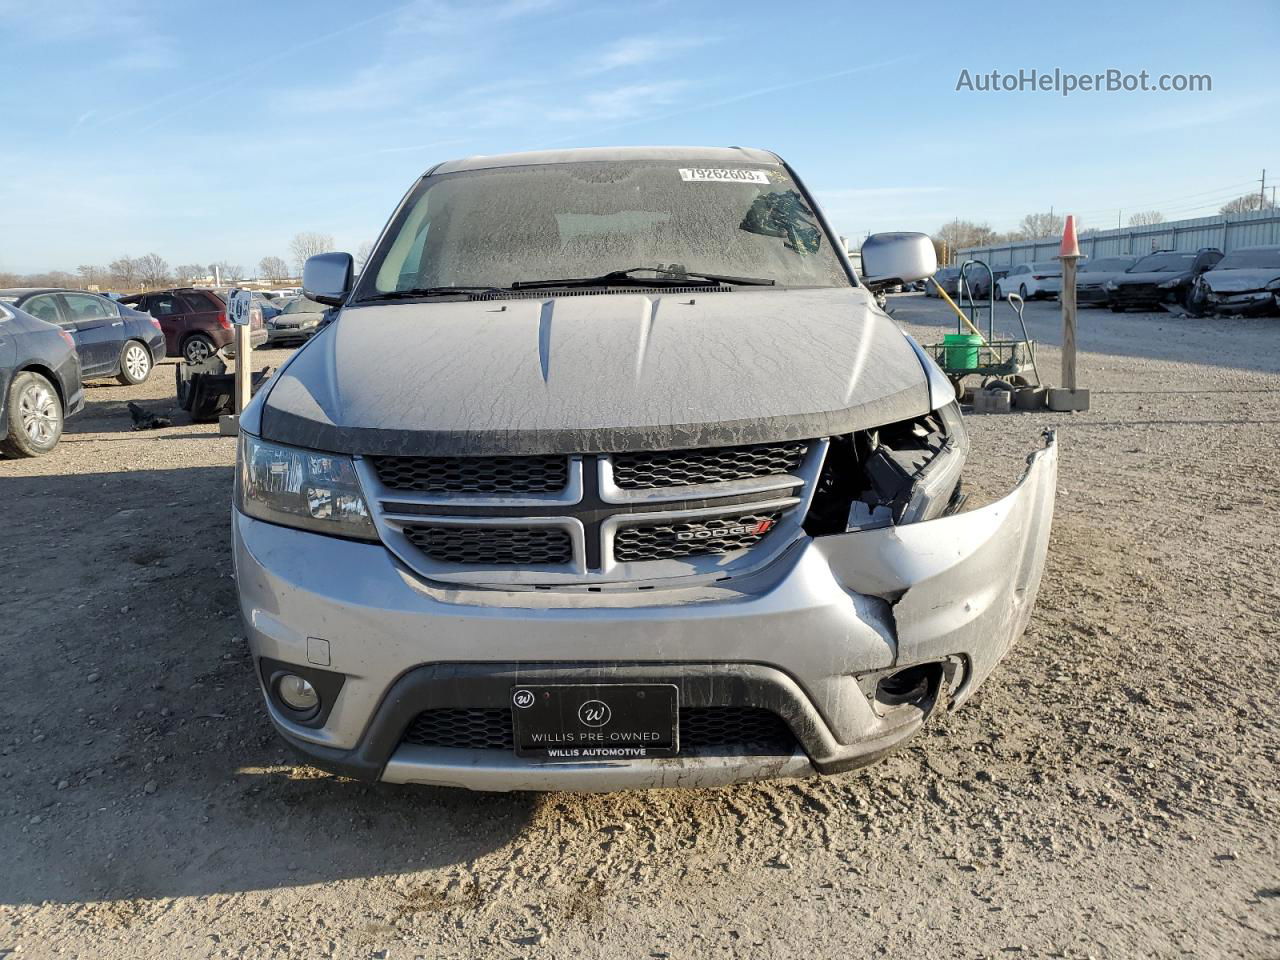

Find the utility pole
[[1261, 169, 1267, 210]]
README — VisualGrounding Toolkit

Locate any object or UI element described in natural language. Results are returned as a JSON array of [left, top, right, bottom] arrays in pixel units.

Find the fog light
[[277, 674, 320, 714]]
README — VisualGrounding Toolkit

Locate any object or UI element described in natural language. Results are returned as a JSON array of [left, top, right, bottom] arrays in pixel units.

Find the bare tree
[[1220, 193, 1277, 215], [174, 263, 206, 284], [109, 255, 140, 289], [935, 219, 1003, 255], [211, 261, 243, 282], [135, 253, 171, 289], [355, 241, 374, 269], [1128, 210, 1166, 226], [1017, 211, 1065, 241], [76, 264, 108, 289], [290, 232, 334, 273], [258, 255, 291, 283]]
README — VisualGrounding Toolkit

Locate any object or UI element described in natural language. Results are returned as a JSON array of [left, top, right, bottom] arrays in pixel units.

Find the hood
[[1114, 270, 1191, 286], [258, 287, 931, 456], [1199, 268, 1280, 293], [1077, 271, 1128, 288]]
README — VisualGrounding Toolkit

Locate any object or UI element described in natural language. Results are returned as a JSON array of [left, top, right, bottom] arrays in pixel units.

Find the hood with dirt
[[258, 287, 931, 455]]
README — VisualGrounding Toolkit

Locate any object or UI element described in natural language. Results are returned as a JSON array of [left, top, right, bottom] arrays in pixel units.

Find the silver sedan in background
[[264, 296, 327, 347]]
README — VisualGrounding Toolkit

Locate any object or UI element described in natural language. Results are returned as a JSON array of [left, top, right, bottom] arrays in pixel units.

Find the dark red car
[[120, 288, 266, 362]]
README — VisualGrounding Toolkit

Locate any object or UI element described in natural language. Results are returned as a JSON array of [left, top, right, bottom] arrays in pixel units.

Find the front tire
[[2, 371, 63, 458], [117, 340, 153, 385], [182, 334, 216, 363], [1019, 283, 1028, 300], [995, 284, 1004, 300]]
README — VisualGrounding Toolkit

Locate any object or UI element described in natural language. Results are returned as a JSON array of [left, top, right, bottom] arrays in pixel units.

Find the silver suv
[[232, 147, 1057, 791]]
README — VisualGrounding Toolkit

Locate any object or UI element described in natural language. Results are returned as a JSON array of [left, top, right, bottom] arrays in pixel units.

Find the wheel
[[116, 340, 153, 385], [994, 284, 1004, 300], [1, 371, 63, 457], [1019, 283, 1028, 300], [182, 334, 216, 363]]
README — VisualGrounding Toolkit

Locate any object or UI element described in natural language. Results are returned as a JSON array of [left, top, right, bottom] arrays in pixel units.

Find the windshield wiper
[[510, 267, 775, 290], [359, 286, 510, 301]]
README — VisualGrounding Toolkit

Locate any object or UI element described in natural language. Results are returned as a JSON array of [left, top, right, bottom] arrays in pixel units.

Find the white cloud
[[577, 35, 709, 75], [546, 81, 689, 124]]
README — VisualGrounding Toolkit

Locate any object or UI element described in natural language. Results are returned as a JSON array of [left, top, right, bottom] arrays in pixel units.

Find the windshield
[[1130, 252, 1196, 272], [281, 297, 326, 315], [357, 160, 850, 298], [1030, 262, 1062, 275], [1213, 248, 1280, 270]]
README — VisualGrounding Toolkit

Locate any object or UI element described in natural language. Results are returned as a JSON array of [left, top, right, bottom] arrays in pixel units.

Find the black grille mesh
[[614, 512, 781, 562], [611, 442, 807, 489], [371, 455, 568, 494], [402, 525, 572, 566], [400, 706, 796, 754]]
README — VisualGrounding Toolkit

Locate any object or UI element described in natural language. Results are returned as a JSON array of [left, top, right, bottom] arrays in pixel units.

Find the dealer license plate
[[511, 684, 678, 760]]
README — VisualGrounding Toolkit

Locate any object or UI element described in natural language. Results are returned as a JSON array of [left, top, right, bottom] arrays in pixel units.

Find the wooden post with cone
[[1048, 215, 1090, 412]]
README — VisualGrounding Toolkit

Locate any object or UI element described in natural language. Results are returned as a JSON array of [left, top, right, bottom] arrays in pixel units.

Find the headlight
[[804, 401, 969, 535], [1105, 280, 1118, 290], [238, 434, 377, 540], [1158, 278, 1182, 289]]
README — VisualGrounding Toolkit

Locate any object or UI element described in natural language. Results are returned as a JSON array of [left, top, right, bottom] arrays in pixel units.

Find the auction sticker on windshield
[[679, 168, 771, 184]]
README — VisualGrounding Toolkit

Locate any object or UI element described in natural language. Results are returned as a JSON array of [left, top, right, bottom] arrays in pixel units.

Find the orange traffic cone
[[1059, 215, 1080, 258]]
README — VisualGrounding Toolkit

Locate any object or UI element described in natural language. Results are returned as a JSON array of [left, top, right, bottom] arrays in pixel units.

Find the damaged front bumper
[[233, 433, 1058, 791], [1207, 290, 1279, 316]]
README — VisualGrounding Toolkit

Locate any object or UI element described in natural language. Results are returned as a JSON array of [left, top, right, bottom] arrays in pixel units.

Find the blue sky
[[1, 0, 1277, 274]]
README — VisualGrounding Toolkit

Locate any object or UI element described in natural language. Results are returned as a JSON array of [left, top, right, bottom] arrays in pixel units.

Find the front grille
[[611, 442, 808, 489], [1115, 283, 1161, 302], [614, 512, 781, 562], [403, 708, 514, 750], [400, 706, 797, 755], [371, 455, 568, 494], [402, 525, 572, 566]]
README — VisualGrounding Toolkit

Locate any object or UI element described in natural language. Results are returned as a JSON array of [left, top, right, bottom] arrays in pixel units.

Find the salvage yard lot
[[2, 299, 1278, 958]]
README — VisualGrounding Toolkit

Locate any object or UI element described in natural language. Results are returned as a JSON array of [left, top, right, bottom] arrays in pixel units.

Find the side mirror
[[860, 232, 938, 289], [303, 252, 354, 306]]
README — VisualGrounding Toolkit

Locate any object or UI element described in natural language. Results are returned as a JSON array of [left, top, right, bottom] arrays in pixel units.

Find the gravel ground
[[2, 299, 1278, 959]]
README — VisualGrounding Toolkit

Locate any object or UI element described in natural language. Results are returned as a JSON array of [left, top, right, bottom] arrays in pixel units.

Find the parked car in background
[[1187, 245, 1280, 316], [924, 265, 961, 298], [119, 288, 266, 362], [0, 301, 84, 457], [1076, 256, 1137, 306], [958, 266, 1009, 300], [995, 261, 1065, 301], [252, 292, 284, 323], [1105, 248, 1223, 311], [265, 296, 327, 347], [0, 288, 165, 384]]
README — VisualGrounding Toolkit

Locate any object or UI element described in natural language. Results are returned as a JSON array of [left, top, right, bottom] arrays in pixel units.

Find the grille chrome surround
[[357, 440, 828, 588], [401, 706, 797, 755]]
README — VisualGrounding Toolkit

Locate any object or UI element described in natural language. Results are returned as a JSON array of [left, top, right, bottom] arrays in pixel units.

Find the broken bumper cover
[[233, 434, 1058, 791], [1208, 290, 1279, 315]]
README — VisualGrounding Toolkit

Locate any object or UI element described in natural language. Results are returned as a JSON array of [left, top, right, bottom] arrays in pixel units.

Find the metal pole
[[234, 323, 252, 413]]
